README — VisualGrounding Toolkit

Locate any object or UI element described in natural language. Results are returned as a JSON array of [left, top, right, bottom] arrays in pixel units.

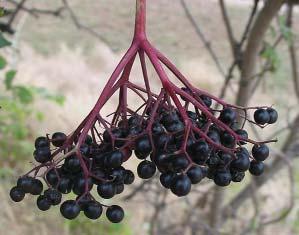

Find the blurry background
[[0, 0, 299, 234]]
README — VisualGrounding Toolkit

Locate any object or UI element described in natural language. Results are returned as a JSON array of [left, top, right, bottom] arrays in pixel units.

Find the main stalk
[[134, 0, 147, 41]]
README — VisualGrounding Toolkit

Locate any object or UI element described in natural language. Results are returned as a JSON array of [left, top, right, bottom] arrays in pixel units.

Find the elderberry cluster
[[9, 91, 278, 222], [10, 133, 132, 223]]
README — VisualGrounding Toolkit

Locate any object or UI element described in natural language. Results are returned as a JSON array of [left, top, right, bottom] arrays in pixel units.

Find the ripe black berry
[[231, 151, 250, 172], [189, 140, 210, 163], [267, 108, 278, 124], [34, 147, 51, 163], [254, 109, 270, 125], [60, 200, 80, 220], [137, 160, 156, 179], [84, 201, 103, 220], [160, 172, 175, 188], [30, 179, 43, 195], [52, 132, 67, 147], [64, 155, 81, 173], [214, 170, 231, 186], [10, 186, 25, 202], [46, 169, 60, 187], [106, 205, 124, 223], [220, 131, 235, 148], [35, 136, 50, 149], [104, 150, 124, 168], [72, 177, 93, 195], [252, 144, 269, 161], [115, 183, 125, 194], [97, 182, 116, 199], [219, 108, 236, 125], [44, 188, 62, 205], [187, 166, 204, 184], [37, 195, 51, 211], [170, 174, 191, 197], [135, 135, 152, 157], [249, 160, 264, 176], [57, 177, 73, 194], [124, 170, 135, 185], [17, 176, 34, 193]]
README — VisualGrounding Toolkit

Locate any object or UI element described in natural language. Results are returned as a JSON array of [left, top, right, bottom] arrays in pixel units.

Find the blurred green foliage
[[0, 34, 65, 167]]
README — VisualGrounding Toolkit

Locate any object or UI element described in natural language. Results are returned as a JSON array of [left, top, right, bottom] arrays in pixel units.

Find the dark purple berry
[[106, 205, 124, 223], [137, 160, 156, 179], [10, 186, 25, 202], [52, 132, 67, 147], [60, 200, 80, 220], [249, 160, 264, 176], [252, 144, 269, 161], [170, 174, 191, 197], [254, 109, 270, 125]]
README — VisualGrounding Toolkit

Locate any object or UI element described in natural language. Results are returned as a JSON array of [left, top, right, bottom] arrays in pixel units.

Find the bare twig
[[180, 0, 226, 77], [219, 0, 237, 59], [61, 0, 109, 45]]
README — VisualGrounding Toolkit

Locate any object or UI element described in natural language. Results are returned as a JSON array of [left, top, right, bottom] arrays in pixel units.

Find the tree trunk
[[236, 0, 285, 107]]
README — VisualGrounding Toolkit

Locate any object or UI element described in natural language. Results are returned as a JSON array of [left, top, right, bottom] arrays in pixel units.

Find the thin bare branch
[[180, 0, 225, 77]]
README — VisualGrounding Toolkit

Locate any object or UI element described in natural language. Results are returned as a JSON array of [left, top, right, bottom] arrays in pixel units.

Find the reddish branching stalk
[[20, 0, 277, 209]]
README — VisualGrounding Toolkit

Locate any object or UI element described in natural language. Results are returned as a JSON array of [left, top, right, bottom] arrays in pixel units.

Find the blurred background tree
[[0, 0, 298, 235]]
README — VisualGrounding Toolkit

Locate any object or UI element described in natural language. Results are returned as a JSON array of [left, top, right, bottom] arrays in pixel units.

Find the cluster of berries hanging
[[9, 0, 278, 223]]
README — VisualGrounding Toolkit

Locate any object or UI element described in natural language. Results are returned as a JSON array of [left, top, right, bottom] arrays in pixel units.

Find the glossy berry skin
[[170, 175, 191, 197], [187, 166, 204, 184], [252, 144, 269, 161], [219, 108, 236, 125], [46, 169, 60, 187], [73, 177, 93, 196], [135, 135, 152, 157], [254, 109, 270, 125], [97, 182, 116, 199], [37, 195, 51, 211], [35, 136, 50, 149], [220, 131, 235, 148], [44, 188, 62, 206], [57, 177, 73, 194], [106, 205, 124, 223], [249, 161, 264, 176], [124, 170, 135, 185], [17, 176, 34, 193], [30, 179, 43, 195], [267, 108, 278, 124], [171, 155, 189, 172], [231, 151, 250, 172], [137, 160, 156, 179], [34, 147, 51, 163], [189, 141, 210, 163], [60, 200, 80, 220], [84, 201, 103, 220], [52, 132, 67, 147], [214, 170, 231, 186], [104, 150, 124, 168], [10, 186, 25, 202], [64, 156, 81, 173], [160, 172, 175, 188]]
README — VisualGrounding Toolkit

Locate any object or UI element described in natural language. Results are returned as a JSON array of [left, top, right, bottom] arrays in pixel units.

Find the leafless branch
[[180, 0, 226, 77], [61, 0, 109, 45], [219, 0, 237, 59]]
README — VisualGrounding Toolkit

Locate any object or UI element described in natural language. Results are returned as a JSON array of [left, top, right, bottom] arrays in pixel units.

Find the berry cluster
[[9, 0, 278, 223]]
